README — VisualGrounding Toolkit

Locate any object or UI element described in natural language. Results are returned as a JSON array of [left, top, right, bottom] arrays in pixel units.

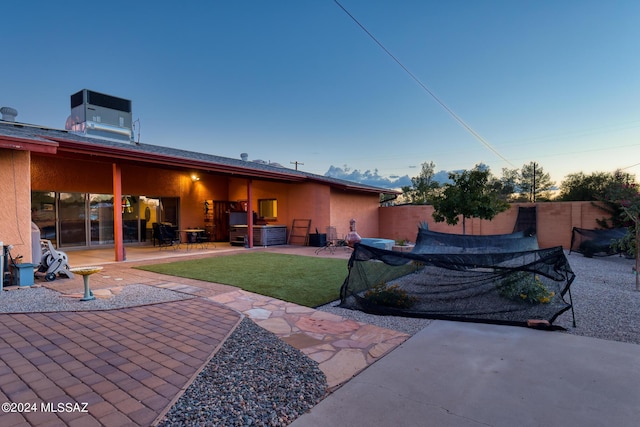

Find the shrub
[[497, 272, 555, 304], [364, 283, 417, 309]]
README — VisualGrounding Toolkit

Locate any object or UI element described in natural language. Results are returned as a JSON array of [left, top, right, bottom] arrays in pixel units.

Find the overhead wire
[[333, 0, 515, 168]]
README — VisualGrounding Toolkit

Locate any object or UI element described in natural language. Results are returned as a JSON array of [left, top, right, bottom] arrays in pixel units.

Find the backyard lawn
[[136, 252, 349, 307]]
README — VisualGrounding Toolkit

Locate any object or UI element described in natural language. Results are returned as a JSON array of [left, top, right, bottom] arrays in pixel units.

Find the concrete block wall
[[378, 201, 612, 249]]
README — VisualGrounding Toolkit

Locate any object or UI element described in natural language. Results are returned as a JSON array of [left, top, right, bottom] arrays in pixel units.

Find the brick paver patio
[[0, 299, 241, 427]]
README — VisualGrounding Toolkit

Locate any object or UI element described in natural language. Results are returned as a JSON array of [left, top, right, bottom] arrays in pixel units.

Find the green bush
[[497, 272, 555, 304], [364, 283, 417, 309]]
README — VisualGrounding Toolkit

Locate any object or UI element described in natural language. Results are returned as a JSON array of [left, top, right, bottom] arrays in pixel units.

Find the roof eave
[[46, 137, 308, 181], [0, 135, 58, 154]]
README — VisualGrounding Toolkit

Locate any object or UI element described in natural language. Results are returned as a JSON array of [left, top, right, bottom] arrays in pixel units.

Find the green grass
[[135, 252, 349, 307]]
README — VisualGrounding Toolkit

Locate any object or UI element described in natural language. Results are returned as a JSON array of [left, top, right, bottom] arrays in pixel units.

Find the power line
[[333, 0, 515, 167]]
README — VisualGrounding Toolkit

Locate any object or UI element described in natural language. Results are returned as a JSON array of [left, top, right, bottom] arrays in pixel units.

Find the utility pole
[[532, 162, 537, 203], [290, 161, 304, 171]]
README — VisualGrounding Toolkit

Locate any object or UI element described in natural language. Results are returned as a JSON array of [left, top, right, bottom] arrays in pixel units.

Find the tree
[[432, 164, 510, 234], [401, 161, 441, 204], [558, 170, 635, 201], [488, 167, 520, 201], [586, 169, 636, 226], [519, 162, 555, 202], [605, 176, 640, 291]]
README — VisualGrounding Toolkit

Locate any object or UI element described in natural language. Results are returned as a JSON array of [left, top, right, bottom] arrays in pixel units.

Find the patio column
[[247, 179, 253, 248], [113, 163, 125, 261]]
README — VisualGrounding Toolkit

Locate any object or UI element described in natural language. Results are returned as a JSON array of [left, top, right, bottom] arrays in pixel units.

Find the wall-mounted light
[[191, 174, 200, 182]]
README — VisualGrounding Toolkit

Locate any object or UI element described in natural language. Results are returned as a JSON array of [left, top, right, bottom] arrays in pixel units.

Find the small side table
[[69, 266, 103, 301]]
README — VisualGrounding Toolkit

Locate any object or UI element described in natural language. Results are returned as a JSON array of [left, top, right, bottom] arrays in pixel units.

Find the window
[[258, 199, 277, 220]]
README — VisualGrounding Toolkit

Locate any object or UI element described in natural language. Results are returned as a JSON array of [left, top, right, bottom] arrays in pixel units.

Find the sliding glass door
[[32, 192, 177, 248], [58, 192, 87, 247], [90, 194, 114, 245]]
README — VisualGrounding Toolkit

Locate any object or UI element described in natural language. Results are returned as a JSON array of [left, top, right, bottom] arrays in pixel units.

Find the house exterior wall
[[229, 179, 332, 240], [330, 190, 380, 240], [227, 179, 379, 243], [1, 149, 34, 262], [378, 201, 612, 249], [287, 183, 330, 235]]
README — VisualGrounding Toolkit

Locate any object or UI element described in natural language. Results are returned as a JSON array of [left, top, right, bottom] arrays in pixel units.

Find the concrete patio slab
[[290, 319, 640, 427]]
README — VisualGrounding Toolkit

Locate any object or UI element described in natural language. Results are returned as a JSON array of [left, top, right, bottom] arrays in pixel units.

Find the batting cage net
[[412, 228, 539, 254], [569, 227, 627, 257], [339, 244, 575, 328]]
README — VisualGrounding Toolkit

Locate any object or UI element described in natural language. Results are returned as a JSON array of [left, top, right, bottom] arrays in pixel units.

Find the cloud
[[324, 165, 412, 189]]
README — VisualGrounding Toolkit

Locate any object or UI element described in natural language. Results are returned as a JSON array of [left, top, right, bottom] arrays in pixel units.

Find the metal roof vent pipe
[[241, 153, 248, 161], [0, 107, 18, 122]]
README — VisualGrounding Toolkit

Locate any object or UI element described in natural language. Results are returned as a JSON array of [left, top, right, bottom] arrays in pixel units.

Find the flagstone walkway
[[208, 290, 408, 389]]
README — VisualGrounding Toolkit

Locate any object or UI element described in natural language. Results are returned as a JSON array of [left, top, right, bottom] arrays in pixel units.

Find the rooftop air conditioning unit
[[65, 89, 133, 142]]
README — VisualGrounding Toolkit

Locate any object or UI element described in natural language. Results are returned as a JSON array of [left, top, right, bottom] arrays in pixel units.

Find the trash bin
[[309, 233, 327, 247], [12, 263, 35, 287]]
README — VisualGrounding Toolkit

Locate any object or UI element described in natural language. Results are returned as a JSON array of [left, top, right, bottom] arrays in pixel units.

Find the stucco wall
[[378, 202, 612, 249], [226, 179, 379, 243], [287, 183, 330, 235], [330, 190, 380, 240], [228, 179, 333, 240], [1, 149, 34, 263]]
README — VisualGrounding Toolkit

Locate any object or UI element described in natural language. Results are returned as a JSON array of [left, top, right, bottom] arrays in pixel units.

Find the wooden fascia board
[[0, 135, 58, 154]]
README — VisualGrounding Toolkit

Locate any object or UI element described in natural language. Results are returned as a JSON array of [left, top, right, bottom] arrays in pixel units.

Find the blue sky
[[3, 1, 639, 187]]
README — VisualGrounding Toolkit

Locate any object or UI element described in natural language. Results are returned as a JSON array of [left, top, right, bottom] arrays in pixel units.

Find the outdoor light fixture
[[191, 174, 200, 182]]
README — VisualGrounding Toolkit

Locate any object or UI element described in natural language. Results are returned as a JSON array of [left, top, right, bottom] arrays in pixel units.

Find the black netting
[[340, 244, 575, 327], [569, 227, 627, 257], [513, 206, 537, 236], [412, 228, 539, 254]]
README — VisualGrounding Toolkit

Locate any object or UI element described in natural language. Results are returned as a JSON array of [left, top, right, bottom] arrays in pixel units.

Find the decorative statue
[[345, 218, 362, 247]]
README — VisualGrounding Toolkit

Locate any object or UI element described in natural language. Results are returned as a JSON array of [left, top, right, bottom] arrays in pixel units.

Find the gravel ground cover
[[158, 318, 327, 427], [0, 284, 192, 313], [553, 252, 640, 344], [319, 251, 640, 345]]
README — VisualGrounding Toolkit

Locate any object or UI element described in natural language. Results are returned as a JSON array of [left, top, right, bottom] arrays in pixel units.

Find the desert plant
[[364, 283, 417, 309], [497, 271, 555, 304]]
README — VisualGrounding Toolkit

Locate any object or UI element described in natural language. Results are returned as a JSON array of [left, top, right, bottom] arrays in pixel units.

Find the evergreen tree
[[519, 162, 555, 202], [401, 161, 441, 204]]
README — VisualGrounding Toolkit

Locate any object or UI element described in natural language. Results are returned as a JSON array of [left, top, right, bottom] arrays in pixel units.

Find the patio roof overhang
[[40, 136, 398, 195], [43, 136, 309, 182], [1, 119, 395, 196]]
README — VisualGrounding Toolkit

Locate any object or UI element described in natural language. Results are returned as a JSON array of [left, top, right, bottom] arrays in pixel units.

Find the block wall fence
[[378, 202, 610, 250]]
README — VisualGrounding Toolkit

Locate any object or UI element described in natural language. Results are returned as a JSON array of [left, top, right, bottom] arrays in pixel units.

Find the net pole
[[567, 287, 576, 327]]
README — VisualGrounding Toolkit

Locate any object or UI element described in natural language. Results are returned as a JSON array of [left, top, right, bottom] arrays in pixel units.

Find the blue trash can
[[12, 263, 35, 287]]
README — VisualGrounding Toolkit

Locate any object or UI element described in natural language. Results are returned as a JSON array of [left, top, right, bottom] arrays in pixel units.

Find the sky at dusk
[[2, 0, 639, 187]]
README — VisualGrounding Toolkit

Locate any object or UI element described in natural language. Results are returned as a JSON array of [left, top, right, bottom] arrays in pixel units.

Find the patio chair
[[195, 228, 215, 249], [315, 226, 349, 254], [152, 223, 180, 249]]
